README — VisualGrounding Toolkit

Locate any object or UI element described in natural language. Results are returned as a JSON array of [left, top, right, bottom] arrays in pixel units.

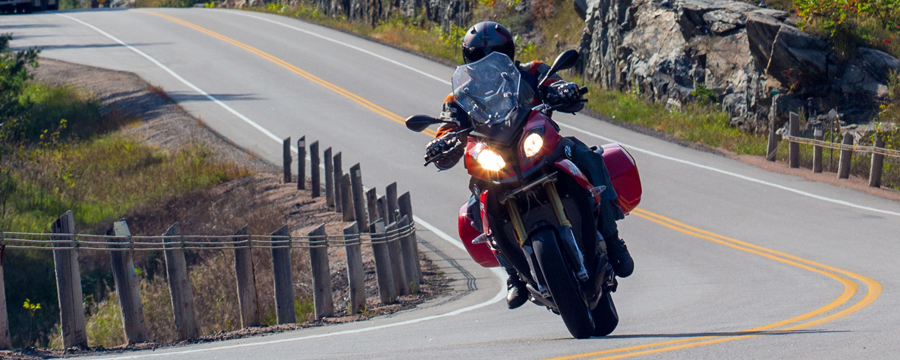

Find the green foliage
[[690, 83, 719, 105], [795, 0, 900, 34], [294, 297, 314, 322], [58, 0, 85, 9], [134, 0, 202, 8], [0, 33, 40, 148], [5, 135, 249, 233], [573, 74, 767, 155], [83, 294, 127, 348], [794, 0, 899, 58]]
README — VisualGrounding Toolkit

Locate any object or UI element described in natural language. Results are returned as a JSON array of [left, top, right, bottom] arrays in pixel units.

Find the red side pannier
[[457, 143, 642, 268], [600, 143, 642, 214]]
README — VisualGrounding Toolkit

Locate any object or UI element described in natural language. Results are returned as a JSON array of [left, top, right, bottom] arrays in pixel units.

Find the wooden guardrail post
[[350, 164, 368, 232], [386, 183, 399, 224], [311, 141, 321, 198], [366, 189, 378, 223], [270, 225, 295, 324], [398, 193, 422, 283], [308, 224, 333, 319], [838, 132, 854, 179], [0, 243, 10, 349], [377, 196, 388, 226], [108, 220, 148, 344], [343, 222, 365, 314], [232, 225, 260, 327], [813, 128, 824, 173], [324, 148, 334, 208], [397, 216, 419, 294], [334, 152, 343, 213], [51, 211, 87, 348], [369, 220, 396, 304], [386, 220, 408, 296], [341, 174, 355, 222], [789, 112, 799, 168], [870, 135, 885, 188], [162, 223, 198, 340], [766, 117, 778, 162], [283, 137, 292, 183], [297, 137, 306, 190]]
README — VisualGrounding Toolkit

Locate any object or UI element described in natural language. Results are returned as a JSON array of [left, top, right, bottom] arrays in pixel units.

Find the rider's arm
[[425, 94, 468, 170]]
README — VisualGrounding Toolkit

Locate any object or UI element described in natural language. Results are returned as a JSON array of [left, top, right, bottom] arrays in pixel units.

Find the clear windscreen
[[452, 52, 522, 127]]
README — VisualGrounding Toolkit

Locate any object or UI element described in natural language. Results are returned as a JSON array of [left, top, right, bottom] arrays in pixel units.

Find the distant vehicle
[[0, 0, 57, 14]]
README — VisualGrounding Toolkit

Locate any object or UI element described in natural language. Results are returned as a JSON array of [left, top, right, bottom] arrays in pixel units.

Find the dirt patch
[[733, 154, 900, 202], [4, 59, 450, 357]]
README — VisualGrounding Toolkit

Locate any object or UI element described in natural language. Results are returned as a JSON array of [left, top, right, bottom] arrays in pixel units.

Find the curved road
[[3, 8, 899, 359]]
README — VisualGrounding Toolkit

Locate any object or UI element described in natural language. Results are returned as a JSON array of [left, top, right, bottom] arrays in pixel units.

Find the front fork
[[506, 180, 590, 283]]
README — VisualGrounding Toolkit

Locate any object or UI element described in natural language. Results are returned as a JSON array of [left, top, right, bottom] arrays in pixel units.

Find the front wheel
[[533, 228, 594, 339], [591, 291, 619, 336]]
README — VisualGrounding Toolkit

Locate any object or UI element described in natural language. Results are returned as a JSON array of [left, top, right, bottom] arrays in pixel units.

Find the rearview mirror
[[406, 115, 443, 132], [539, 50, 580, 85]]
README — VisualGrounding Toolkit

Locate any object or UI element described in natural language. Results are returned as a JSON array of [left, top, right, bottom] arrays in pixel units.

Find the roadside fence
[[0, 135, 423, 349], [767, 112, 899, 187]]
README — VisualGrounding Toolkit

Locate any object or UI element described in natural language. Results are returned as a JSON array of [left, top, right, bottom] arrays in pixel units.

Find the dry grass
[[147, 83, 173, 104]]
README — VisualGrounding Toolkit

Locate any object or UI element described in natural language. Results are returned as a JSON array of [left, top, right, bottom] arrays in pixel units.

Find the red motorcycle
[[406, 50, 641, 338]]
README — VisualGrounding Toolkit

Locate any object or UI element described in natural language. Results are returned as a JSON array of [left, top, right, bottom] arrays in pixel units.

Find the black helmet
[[462, 21, 515, 64]]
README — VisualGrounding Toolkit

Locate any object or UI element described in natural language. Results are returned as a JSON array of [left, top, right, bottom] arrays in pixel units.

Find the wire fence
[[0, 223, 415, 251], [781, 135, 900, 158]]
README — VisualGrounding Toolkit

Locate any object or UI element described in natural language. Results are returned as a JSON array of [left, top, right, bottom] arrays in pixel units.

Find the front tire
[[533, 228, 594, 339], [591, 291, 619, 336]]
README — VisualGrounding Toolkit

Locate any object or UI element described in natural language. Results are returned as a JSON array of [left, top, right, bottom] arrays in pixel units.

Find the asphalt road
[[3, 8, 900, 359]]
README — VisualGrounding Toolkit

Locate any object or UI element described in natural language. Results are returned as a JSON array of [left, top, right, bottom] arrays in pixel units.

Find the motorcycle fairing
[[554, 159, 601, 205], [519, 111, 561, 172], [457, 203, 500, 267]]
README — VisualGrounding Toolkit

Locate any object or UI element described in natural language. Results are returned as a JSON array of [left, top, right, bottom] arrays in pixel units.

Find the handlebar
[[423, 128, 473, 167]]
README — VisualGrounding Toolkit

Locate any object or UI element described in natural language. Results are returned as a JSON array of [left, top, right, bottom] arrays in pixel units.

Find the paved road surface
[[3, 8, 899, 359]]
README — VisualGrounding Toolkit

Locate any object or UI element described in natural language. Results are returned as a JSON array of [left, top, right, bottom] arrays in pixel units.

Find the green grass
[[3, 135, 249, 233], [573, 76, 768, 155], [1, 80, 250, 348]]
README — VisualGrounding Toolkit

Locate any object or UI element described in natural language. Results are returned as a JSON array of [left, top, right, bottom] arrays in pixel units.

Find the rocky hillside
[[576, 0, 899, 132]]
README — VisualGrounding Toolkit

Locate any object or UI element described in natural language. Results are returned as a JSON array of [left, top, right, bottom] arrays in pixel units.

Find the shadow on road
[[168, 91, 261, 102], [0, 23, 61, 29], [17, 42, 168, 51], [601, 329, 844, 339]]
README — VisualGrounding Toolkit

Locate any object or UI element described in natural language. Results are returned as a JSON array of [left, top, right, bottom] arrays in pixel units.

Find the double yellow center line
[[547, 209, 880, 360], [134, 10, 881, 359], [136, 9, 437, 138]]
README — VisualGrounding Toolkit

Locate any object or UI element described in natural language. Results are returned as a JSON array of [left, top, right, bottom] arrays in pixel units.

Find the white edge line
[[59, 13, 506, 359], [225, 9, 900, 219]]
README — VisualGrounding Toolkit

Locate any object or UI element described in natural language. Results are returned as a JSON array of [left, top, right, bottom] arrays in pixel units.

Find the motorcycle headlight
[[522, 133, 544, 158], [476, 148, 507, 171]]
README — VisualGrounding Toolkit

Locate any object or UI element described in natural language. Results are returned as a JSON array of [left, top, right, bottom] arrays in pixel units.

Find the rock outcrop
[[577, 0, 900, 133]]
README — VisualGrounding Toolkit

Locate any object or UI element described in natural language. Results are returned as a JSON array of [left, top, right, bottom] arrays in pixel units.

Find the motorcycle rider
[[426, 21, 634, 309]]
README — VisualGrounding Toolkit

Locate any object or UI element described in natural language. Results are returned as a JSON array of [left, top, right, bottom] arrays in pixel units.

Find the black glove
[[425, 135, 464, 170], [546, 82, 586, 113]]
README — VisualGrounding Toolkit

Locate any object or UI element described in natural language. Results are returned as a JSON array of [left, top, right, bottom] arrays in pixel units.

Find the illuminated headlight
[[523, 133, 544, 158], [476, 148, 507, 171]]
